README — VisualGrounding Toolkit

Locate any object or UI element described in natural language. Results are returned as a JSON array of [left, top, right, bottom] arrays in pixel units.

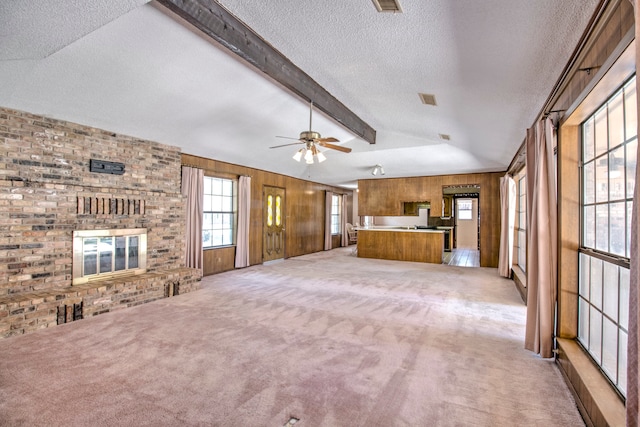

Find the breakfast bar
[[357, 228, 445, 264]]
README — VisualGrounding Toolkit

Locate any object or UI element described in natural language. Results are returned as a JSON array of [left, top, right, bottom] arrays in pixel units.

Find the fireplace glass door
[[73, 229, 147, 285]]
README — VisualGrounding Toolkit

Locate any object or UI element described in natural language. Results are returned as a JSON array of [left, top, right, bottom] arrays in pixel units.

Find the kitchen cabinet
[[403, 201, 430, 216], [442, 195, 453, 218], [357, 228, 444, 263]]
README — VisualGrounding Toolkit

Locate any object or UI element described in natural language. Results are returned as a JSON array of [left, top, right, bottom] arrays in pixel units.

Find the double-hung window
[[578, 75, 636, 397], [516, 172, 527, 272], [331, 195, 341, 234], [203, 176, 237, 248]]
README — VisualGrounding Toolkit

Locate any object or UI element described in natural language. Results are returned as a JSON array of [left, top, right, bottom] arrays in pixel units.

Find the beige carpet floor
[[0, 248, 583, 426]]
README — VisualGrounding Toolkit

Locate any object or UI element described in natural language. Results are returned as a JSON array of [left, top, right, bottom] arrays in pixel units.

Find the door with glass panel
[[263, 186, 285, 262]]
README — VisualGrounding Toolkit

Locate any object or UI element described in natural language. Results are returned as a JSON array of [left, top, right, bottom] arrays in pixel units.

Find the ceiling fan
[[270, 101, 352, 164]]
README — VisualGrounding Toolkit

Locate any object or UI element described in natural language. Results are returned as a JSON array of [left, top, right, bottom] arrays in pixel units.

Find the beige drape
[[234, 175, 251, 268], [498, 175, 516, 277], [181, 166, 203, 270], [341, 195, 348, 247], [524, 118, 557, 358], [628, 1, 639, 424], [324, 191, 333, 250]]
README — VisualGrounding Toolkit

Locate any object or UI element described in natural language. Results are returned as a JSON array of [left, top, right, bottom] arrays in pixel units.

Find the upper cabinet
[[358, 175, 444, 217], [442, 195, 453, 218], [403, 201, 430, 216]]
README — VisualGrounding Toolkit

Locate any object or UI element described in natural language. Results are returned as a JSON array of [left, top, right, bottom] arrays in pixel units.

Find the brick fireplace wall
[[0, 107, 201, 337]]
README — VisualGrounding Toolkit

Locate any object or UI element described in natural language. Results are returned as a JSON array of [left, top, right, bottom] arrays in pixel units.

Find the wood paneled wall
[[182, 154, 352, 274], [358, 172, 503, 267], [551, 0, 634, 116]]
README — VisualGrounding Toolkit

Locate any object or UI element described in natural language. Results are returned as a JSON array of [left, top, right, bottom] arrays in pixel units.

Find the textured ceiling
[[0, 0, 600, 187]]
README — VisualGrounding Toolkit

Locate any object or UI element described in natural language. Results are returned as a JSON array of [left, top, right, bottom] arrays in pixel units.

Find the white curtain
[[524, 118, 557, 358], [324, 191, 333, 250], [498, 175, 516, 277], [628, 1, 639, 423], [341, 195, 348, 247], [181, 166, 203, 270], [234, 175, 251, 268]]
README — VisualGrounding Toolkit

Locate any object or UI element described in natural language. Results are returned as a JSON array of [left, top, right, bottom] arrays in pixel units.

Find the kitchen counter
[[357, 227, 444, 233], [357, 228, 444, 264]]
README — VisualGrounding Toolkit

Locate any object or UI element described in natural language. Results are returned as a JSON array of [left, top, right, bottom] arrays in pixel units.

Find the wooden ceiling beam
[[157, 0, 376, 144]]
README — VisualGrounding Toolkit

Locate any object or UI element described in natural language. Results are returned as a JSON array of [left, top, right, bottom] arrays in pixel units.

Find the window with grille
[[457, 199, 473, 220], [516, 173, 527, 272], [331, 195, 341, 234], [578, 75, 636, 397], [203, 176, 237, 248]]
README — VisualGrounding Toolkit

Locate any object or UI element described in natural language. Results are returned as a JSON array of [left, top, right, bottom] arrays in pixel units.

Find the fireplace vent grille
[[77, 196, 145, 216]]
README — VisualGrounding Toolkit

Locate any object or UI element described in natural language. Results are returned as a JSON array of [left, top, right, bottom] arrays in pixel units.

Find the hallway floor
[[443, 248, 480, 267]]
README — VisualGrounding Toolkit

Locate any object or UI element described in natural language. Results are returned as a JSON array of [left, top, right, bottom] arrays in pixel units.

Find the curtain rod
[[506, 0, 610, 175]]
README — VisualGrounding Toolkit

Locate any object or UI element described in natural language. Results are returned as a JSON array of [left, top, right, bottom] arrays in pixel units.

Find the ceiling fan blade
[[316, 137, 339, 143], [275, 135, 301, 141], [318, 141, 352, 153], [269, 141, 304, 149]]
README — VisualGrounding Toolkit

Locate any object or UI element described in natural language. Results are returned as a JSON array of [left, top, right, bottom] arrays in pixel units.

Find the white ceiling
[[0, 0, 599, 188]]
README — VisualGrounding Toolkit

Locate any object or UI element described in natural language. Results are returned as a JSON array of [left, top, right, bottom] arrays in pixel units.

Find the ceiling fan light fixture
[[304, 149, 314, 164], [316, 150, 327, 163], [292, 148, 304, 162]]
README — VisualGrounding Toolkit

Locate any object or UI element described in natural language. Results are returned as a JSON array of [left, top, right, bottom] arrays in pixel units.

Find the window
[[331, 195, 341, 234], [578, 76, 636, 397], [457, 199, 472, 220], [203, 176, 236, 248], [516, 172, 527, 272]]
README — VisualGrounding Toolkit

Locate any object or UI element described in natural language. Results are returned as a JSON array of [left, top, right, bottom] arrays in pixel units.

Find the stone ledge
[[556, 338, 625, 427], [0, 267, 202, 339]]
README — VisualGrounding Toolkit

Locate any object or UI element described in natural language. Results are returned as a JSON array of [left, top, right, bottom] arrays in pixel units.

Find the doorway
[[263, 186, 285, 263], [455, 198, 478, 249]]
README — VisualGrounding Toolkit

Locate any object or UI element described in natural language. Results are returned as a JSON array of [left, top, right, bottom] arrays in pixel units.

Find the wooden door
[[263, 186, 285, 262]]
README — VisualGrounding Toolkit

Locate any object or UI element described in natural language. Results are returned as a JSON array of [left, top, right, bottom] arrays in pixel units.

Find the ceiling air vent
[[418, 93, 437, 106], [372, 0, 403, 13]]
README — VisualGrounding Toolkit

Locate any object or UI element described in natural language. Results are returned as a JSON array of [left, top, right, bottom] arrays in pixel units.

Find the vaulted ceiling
[[0, 0, 600, 187]]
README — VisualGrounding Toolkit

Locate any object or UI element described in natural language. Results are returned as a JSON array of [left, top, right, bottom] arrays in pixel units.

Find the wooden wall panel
[[552, 0, 634, 115], [358, 172, 503, 267], [557, 125, 580, 339], [182, 154, 351, 274], [203, 246, 236, 276]]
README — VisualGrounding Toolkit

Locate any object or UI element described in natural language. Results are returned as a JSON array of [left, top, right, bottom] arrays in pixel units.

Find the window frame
[[515, 171, 527, 273], [331, 194, 341, 235], [457, 199, 473, 220], [202, 176, 238, 249], [577, 75, 635, 398]]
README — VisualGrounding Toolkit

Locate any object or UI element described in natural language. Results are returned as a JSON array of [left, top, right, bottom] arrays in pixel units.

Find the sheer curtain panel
[[524, 118, 557, 358], [181, 166, 203, 270], [325, 191, 333, 250], [235, 175, 251, 268], [498, 175, 516, 277]]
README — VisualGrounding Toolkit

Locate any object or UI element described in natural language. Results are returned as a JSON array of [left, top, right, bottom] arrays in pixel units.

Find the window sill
[[556, 338, 625, 427], [511, 265, 526, 304], [204, 245, 236, 251]]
